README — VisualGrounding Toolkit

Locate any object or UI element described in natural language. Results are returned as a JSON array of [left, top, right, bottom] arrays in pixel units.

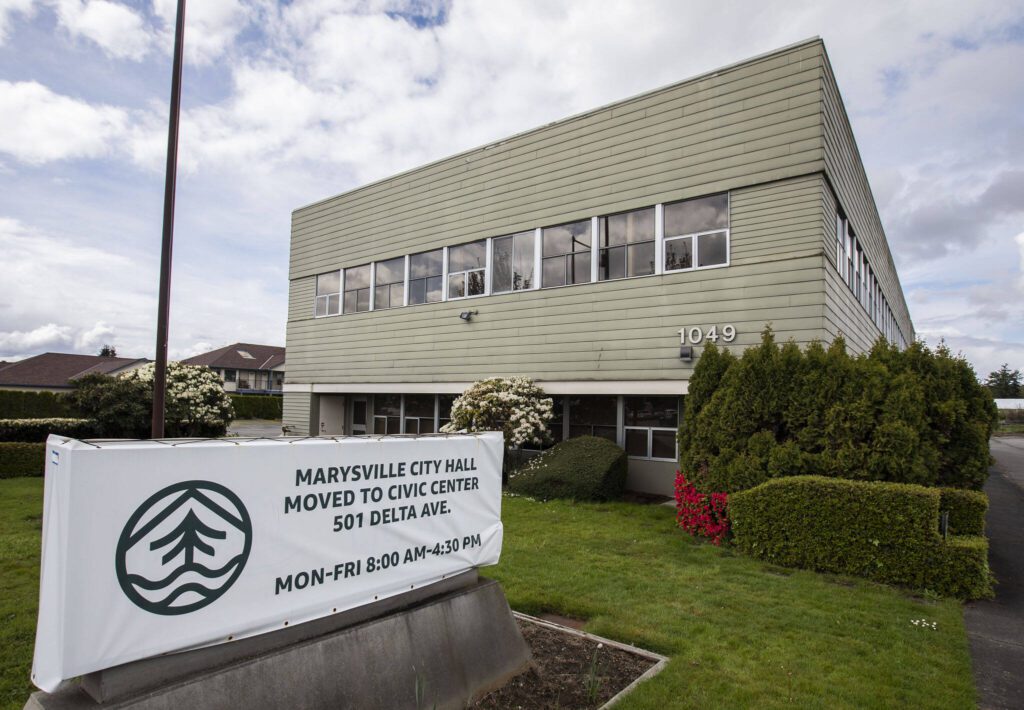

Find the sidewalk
[[964, 438, 1024, 710]]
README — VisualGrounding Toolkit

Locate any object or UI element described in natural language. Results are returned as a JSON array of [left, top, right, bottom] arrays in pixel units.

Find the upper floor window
[[492, 231, 535, 293], [599, 207, 655, 280], [542, 219, 591, 287], [315, 271, 340, 317], [447, 240, 486, 299], [374, 257, 405, 310], [663, 194, 729, 271], [344, 264, 371, 313], [409, 249, 443, 305]]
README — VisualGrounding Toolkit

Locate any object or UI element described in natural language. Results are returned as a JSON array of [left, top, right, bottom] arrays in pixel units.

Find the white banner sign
[[32, 432, 504, 692]]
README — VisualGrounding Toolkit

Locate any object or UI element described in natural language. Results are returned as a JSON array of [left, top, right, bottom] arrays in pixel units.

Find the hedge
[[0, 418, 99, 442], [507, 436, 627, 502], [230, 394, 283, 420], [940, 488, 988, 536], [0, 390, 74, 418], [0, 442, 45, 478], [730, 476, 992, 599]]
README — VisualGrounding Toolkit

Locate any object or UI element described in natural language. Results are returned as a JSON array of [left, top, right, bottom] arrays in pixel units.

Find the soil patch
[[472, 617, 659, 709]]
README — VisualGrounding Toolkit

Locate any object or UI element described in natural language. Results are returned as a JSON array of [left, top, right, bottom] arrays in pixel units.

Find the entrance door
[[351, 396, 368, 435]]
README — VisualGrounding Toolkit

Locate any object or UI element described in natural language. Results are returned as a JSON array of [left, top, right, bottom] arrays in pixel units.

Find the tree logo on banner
[[115, 481, 252, 616]]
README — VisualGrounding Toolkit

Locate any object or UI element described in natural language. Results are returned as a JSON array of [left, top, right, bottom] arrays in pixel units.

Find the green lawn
[[0, 479, 976, 709]]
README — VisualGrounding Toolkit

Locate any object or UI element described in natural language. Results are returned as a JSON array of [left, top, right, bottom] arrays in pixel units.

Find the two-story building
[[282, 38, 914, 495]]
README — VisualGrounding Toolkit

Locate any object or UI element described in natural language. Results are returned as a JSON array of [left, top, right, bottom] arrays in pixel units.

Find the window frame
[[662, 193, 731, 274], [372, 255, 406, 311], [408, 249, 444, 306], [541, 219, 594, 289], [314, 270, 342, 318], [491, 230, 537, 293], [446, 239, 488, 301], [343, 264, 371, 314], [598, 206, 657, 282]]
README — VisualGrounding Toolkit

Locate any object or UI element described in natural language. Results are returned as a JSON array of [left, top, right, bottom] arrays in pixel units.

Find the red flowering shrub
[[674, 471, 730, 545]]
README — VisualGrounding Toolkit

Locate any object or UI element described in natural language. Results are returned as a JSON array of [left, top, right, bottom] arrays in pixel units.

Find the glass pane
[[438, 395, 456, 420], [374, 285, 390, 309], [344, 291, 358, 313], [570, 252, 591, 284], [356, 288, 370, 312], [698, 231, 728, 267], [345, 264, 371, 291], [410, 249, 443, 279], [652, 430, 676, 459], [568, 395, 617, 426], [426, 276, 442, 303], [405, 419, 419, 434], [387, 417, 401, 435], [448, 273, 465, 299], [315, 296, 327, 317], [448, 240, 486, 271], [316, 271, 340, 296], [593, 425, 618, 443], [467, 270, 485, 296], [625, 429, 648, 457], [601, 207, 655, 247], [624, 396, 678, 427], [405, 394, 434, 418], [600, 246, 625, 281], [374, 394, 401, 417], [352, 400, 366, 426], [627, 241, 655, 277], [665, 236, 693, 271], [492, 235, 513, 293], [328, 294, 339, 314], [419, 419, 435, 434], [376, 257, 404, 286], [568, 424, 591, 439], [664, 194, 728, 237], [542, 220, 591, 257], [373, 417, 387, 435], [542, 256, 565, 288], [390, 282, 404, 307], [513, 231, 535, 289], [409, 278, 427, 305]]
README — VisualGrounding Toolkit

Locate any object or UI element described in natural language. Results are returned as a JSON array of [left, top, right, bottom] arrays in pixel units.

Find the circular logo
[[116, 481, 252, 616]]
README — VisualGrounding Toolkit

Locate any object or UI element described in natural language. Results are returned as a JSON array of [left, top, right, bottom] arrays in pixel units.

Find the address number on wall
[[678, 325, 736, 345]]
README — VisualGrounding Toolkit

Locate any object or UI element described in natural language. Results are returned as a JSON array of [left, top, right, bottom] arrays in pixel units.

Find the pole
[[152, 0, 186, 438]]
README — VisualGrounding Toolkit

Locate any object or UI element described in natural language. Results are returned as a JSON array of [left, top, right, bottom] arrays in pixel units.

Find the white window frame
[[313, 270, 342, 318], [490, 231, 537, 294], [407, 249, 444, 307], [624, 426, 678, 462], [540, 219, 594, 289], [446, 239, 488, 301], [343, 264, 371, 314], [662, 193, 731, 274], [372, 256, 406, 311], [596, 206, 658, 282]]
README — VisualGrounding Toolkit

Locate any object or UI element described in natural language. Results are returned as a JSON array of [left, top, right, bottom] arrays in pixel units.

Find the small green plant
[[585, 642, 603, 704]]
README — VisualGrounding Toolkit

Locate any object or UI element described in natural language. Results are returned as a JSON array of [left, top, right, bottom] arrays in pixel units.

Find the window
[[237, 371, 251, 390], [409, 249, 443, 305], [315, 271, 341, 317], [492, 231, 536, 292], [404, 394, 436, 434], [835, 213, 846, 280], [438, 395, 456, 430], [623, 396, 679, 460], [374, 257, 405, 310], [344, 264, 371, 313], [272, 372, 283, 390], [599, 207, 655, 280], [664, 194, 729, 271], [373, 394, 402, 434], [224, 369, 236, 383], [566, 395, 617, 442], [448, 240, 486, 299], [542, 219, 591, 287], [237, 350, 254, 359], [846, 230, 856, 291]]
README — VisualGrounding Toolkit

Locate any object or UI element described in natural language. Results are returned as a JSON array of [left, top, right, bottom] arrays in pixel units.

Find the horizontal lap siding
[[285, 177, 830, 385], [820, 55, 914, 342], [289, 42, 827, 279], [282, 391, 312, 434]]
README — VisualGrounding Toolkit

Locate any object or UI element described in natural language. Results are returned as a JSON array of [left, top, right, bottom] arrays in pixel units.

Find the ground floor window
[[403, 394, 436, 434], [373, 394, 402, 434], [566, 395, 618, 442], [623, 396, 678, 460]]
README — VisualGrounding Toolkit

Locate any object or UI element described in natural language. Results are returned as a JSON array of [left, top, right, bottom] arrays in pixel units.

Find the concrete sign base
[[25, 575, 531, 710]]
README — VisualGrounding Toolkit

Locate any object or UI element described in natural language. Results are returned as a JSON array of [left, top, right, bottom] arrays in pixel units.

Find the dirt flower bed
[[473, 616, 658, 709]]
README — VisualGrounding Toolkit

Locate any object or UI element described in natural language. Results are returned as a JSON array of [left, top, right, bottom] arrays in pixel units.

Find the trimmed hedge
[[940, 488, 988, 536], [0, 442, 45, 478], [230, 394, 283, 420], [507, 436, 627, 502], [730, 476, 992, 599], [0, 390, 74, 418], [0, 418, 99, 442]]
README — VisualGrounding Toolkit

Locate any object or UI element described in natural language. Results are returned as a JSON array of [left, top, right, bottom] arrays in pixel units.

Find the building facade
[[182, 343, 285, 395], [0, 353, 149, 392], [282, 39, 914, 495]]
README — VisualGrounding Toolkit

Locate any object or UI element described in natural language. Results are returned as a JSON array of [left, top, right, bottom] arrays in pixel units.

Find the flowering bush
[[674, 471, 730, 545], [123, 362, 234, 437], [440, 377, 553, 448]]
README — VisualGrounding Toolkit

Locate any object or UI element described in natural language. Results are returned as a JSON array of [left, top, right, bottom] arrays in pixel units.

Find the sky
[[0, 0, 1022, 379]]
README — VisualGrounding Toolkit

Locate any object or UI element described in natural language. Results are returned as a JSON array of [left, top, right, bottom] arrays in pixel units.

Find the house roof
[[181, 343, 285, 371], [0, 353, 149, 388]]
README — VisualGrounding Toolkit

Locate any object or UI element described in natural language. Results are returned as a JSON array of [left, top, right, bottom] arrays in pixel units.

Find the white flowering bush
[[440, 377, 553, 448], [123, 362, 234, 437]]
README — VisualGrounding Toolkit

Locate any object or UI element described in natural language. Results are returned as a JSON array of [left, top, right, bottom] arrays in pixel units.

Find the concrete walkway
[[227, 419, 285, 437], [964, 437, 1024, 710]]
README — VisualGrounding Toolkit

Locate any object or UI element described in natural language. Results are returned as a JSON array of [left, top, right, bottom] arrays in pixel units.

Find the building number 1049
[[679, 325, 737, 344]]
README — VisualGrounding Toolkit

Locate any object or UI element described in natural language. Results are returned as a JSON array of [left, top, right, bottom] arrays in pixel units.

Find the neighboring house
[[182, 343, 285, 395], [0, 352, 149, 392], [995, 399, 1024, 411], [282, 39, 915, 495]]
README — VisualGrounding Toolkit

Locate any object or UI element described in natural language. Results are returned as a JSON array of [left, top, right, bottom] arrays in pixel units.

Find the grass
[[486, 495, 976, 709], [994, 421, 1024, 436], [0, 479, 976, 709]]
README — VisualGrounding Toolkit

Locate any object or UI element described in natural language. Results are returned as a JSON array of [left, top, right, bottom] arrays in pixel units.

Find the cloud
[[51, 0, 151, 60], [75, 320, 115, 350], [0, 0, 34, 44], [151, 0, 251, 65], [0, 323, 73, 355], [0, 81, 127, 164]]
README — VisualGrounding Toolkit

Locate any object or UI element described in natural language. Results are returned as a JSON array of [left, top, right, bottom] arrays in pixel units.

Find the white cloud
[[151, 0, 251, 65], [0, 323, 73, 355], [0, 0, 34, 44], [75, 320, 115, 350], [0, 81, 127, 164], [51, 0, 151, 60]]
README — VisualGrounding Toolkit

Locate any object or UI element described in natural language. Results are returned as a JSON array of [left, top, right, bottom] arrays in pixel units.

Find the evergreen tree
[[984, 363, 1022, 397], [98, 344, 117, 357]]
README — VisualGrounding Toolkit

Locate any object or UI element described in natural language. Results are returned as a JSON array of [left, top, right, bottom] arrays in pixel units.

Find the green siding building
[[283, 38, 914, 495]]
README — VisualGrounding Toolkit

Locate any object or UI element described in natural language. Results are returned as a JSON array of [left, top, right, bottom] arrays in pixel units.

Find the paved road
[[227, 419, 285, 437], [965, 437, 1024, 710]]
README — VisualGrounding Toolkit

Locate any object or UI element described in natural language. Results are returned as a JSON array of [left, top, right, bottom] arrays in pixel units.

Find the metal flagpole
[[152, 0, 186, 438]]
